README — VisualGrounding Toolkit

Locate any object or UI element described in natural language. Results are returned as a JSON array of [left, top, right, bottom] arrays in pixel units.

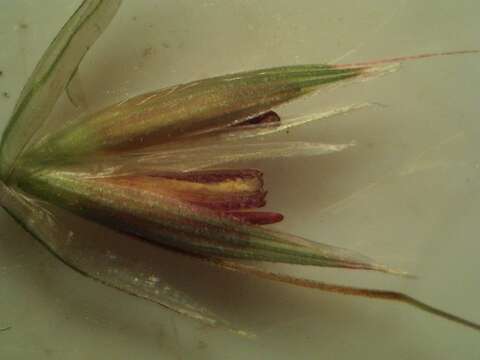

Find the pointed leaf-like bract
[[27, 64, 365, 164], [0, 0, 122, 183], [17, 169, 400, 274]]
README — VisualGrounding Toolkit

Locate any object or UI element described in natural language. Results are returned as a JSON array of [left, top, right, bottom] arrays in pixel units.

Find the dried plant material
[[0, 0, 478, 334]]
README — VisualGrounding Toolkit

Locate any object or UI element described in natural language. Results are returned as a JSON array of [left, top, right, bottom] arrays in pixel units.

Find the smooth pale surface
[[0, 1, 479, 359]]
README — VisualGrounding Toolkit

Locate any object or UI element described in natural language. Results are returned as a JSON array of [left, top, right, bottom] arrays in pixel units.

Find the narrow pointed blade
[[0, 0, 122, 181]]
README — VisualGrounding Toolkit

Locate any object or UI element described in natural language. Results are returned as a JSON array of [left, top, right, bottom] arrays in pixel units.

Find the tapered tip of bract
[[334, 49, 480, 69], [369, 263, 415, 278], [333, 256, 413, 277], [332, 49, 480, 82], [331, 62, 400, 85]]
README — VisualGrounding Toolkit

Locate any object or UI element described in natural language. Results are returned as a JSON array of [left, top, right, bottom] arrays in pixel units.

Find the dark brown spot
[[142, 46, 154, 58], [234, 110, 281, 127]]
